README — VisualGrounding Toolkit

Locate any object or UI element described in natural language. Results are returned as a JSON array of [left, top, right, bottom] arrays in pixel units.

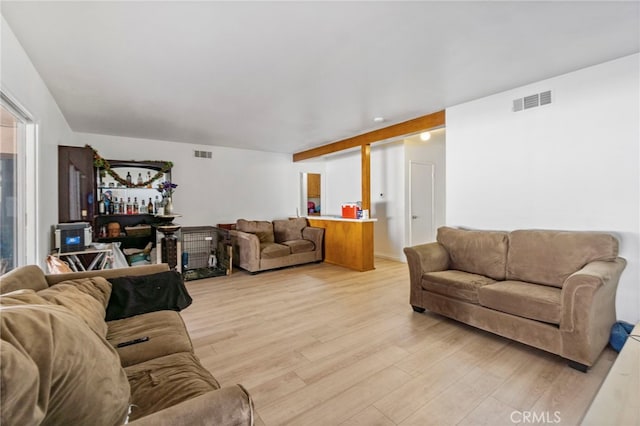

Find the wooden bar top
[[304, 216, 377, 223]]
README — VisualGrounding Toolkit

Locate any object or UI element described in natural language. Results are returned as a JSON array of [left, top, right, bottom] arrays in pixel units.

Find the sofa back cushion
[[0, 289, 50, 306], [37, 277, 112, 338], [0, 265, 48, 295], [237, 219, 274, 243], [436, 227, 509, 280], [273, 218, 308, 243], [506, 230, 619, 288], [0, 303, 130, 426]]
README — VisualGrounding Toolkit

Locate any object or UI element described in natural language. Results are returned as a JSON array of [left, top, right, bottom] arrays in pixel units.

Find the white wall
[[1, 16, 75, 267], [323, 143, 408, 260], [446, 54, 640, 322], [324, 149, 361, 217], [73, 132, 324, 226], [371, 141, 405, 260]]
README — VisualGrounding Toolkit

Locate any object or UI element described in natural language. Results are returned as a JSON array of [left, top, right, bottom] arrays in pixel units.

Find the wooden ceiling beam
[[292, 110, 445, 162]]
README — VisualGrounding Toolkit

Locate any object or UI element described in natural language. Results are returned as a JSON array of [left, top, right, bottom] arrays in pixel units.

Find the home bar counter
[[305, 216, 377, 272]]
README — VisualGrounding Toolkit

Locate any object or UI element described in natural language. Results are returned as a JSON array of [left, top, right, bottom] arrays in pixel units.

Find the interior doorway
[[299, 172, 322, 217], [409, 161, 435, 246]]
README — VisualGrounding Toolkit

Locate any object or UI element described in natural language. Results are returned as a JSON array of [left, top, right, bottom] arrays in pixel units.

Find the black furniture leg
[[568, 360, 589, 373], [411, 305, 426, 313]]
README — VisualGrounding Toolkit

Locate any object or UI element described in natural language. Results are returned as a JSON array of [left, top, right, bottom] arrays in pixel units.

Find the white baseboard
[[374, 253, 406, 263]]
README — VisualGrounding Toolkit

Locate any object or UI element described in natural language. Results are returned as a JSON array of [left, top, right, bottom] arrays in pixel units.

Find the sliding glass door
[[0, 94, 34, 274]]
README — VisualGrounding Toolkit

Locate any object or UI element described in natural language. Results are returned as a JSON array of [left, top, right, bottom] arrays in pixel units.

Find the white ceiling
[[2, 1, 639, 154]]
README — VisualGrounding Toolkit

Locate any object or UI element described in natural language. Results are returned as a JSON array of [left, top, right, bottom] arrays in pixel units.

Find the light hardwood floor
[[180, 258, 615, 426]]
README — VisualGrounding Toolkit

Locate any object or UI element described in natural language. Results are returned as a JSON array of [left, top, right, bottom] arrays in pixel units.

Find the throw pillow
[[0, 304, 130, 426], [105, 270, 192, 321]]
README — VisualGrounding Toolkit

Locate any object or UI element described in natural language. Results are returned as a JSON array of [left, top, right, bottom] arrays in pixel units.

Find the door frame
[[408, 161, 435, 247], [1, 90, 38, 269]]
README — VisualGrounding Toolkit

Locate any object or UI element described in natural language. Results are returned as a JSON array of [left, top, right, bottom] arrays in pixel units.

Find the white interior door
[[409, 162, 435, 246]]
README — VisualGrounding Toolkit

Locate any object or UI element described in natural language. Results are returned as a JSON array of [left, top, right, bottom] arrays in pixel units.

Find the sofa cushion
[[0, 304, 130, 426], [422, 270, 497, 304], [0, 289, 51, 306], [260, 242, 291, 259], [125, 352, 220, 421], [105, 270, 192, 321], [273, 218, 307, 243], [0, 264, 48, 295], [107, 310, 194, 367], [37, 278, 112, 337], [237, 219, 274, 243], [282, 239, 315, 254], [478, 280, 562, 324], [506, 230, 619, 288], [437, 227, 509, 280], [40, 276, 112, 306]]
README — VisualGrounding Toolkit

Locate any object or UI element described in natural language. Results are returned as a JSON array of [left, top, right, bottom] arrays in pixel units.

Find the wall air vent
[[539, 90, 552, 105], [513, 90, 552, 112], [523, 94, 539, 109], [513, 98, 524, 112], [194, 150, 212, 159]]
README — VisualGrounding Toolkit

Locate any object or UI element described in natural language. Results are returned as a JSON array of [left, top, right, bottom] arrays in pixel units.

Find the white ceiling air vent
[[194, 150, 212, 159], [513, 90, 552, 112]]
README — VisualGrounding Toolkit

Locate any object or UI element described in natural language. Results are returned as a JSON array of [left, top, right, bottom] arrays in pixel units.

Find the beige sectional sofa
[[230, 217, 324, 273], [0, 264, 254, 425], [404, 227, 626, 371]]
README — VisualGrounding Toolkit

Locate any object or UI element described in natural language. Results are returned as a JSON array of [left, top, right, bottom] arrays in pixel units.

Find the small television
[[54, 222, 92, 253]]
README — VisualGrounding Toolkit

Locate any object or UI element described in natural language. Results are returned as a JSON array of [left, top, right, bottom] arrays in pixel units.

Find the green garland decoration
[[87, 144, 173, 188]]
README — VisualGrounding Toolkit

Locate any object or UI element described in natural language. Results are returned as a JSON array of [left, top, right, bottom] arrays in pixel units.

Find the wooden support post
[[361, 144, 370, 211]]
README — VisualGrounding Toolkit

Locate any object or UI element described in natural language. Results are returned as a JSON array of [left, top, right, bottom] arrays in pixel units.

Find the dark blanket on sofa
[[105, 271, 192, 321]]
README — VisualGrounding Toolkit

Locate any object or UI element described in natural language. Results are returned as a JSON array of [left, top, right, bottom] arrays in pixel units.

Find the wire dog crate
[[181, 226, 230, 281]]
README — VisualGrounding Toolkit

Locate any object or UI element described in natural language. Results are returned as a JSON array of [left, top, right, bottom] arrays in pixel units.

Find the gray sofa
[[404, 227, 626, 371], [230, 218, 324, 273], [0, 264, 254, 425]]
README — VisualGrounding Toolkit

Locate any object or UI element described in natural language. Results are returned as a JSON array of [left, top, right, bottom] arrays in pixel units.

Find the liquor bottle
[[148, 198, 154, 214], [113, 197, 119, 214], [146, 172, 152, 188], [133, 197, 139, 214], [98, 195, 105, 214], [126, 172, 132, 186], [106, 197, 113, 215], [126, 197, 133, 215], [139, 199, 146, 214], [119, 197, 126, 215], [137, 173, 143, 185], [154, 196, 162, 215]]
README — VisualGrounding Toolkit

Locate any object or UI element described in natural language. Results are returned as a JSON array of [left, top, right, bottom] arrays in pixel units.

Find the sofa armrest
[[302, 227, 324, 254], [560, 257, 626, 365], [128, 384, 254, 426], [45, 264, 170, 286], [230, 230, 260, 272], [403, 243, 450, 308]]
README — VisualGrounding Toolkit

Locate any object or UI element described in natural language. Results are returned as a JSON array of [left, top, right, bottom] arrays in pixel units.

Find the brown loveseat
[[404, 227, 626, 371], [0, 264, 254, 425], [230, 218, 324, 273]]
